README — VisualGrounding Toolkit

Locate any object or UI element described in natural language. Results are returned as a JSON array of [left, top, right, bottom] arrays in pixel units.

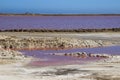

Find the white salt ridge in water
[[20, 46, 120, 67]]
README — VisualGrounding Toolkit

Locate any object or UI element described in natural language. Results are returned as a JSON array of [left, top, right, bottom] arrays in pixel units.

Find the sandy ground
[[0, 32, 120, 39], [0, 57, 120, 80], [0, 32, 119, 80], [0, 32, 120, 45]]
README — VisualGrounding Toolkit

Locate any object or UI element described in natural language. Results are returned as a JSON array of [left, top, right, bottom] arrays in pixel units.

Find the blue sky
[[0, 0, 120, 14]]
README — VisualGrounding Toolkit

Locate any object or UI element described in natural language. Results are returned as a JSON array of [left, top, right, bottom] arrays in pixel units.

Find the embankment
[[0, 35, 112, 50]]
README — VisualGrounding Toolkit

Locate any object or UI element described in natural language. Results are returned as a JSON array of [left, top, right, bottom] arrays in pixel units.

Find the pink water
[[0, 16, 120, 30], [21, 46, 120, 67]]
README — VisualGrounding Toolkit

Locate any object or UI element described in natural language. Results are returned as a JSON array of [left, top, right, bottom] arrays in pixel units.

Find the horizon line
[[1, 13, 120, 16]]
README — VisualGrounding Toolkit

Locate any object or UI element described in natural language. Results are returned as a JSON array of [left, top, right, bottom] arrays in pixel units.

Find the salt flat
[[0, 32, 120, 40], [0, 56, 120, 80], [0, 32, 119, 80]]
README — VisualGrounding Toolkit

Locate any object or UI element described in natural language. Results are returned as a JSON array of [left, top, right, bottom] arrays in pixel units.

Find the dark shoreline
[[1, 14, 120, 16], [1, 28, 120, 33]]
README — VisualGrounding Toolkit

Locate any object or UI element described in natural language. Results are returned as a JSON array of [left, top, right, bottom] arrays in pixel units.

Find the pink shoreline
[[26, 56, 104, 67]]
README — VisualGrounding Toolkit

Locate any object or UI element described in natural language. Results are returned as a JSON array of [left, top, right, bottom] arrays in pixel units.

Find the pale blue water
[[22, 46, 120, 58], [0, 16, 120, 30], [21, 46, 120, 66]]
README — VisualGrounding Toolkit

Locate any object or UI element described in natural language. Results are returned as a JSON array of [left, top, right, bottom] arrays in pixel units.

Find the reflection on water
[[21, 46, 120, 66]]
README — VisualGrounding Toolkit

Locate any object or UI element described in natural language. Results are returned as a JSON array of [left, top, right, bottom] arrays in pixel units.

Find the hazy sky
[[0, 0, 120, 14]]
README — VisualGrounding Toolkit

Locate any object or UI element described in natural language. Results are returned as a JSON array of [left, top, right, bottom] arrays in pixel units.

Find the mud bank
[[0, 35, 113, 50], [0, 47, 31, 64]]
